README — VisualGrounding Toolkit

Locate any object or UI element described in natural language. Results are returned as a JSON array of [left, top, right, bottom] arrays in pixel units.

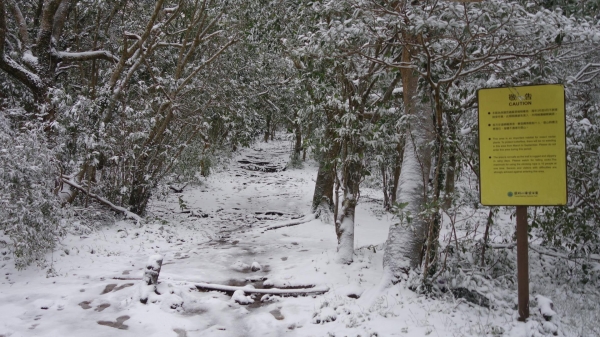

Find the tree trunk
[[129, 177, 151, 215], [311, 110, 339, 215], [293, 121, 302, 160], [382, 164, 390, 210], [383, 44, 434, 279], [391, 138, 404, 205], [443, 112, 457, 209], [336, 143, 361, 264], [264, 113, 271, 142], [312, 154, 336, 214]]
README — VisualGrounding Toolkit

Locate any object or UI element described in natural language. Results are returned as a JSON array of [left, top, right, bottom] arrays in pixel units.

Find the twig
[[169, 183, 188, 193]]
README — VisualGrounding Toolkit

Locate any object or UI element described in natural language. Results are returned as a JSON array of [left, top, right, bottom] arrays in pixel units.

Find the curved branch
[[52, 0, 72, 42], [6, 0, 29, 52]]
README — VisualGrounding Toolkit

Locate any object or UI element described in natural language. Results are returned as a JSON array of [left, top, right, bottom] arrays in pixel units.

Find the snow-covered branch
[[61, 176, 142, 223], [55, 50, 119, 63], [175, 38, 237, 94], [572, 63, 600, 83]]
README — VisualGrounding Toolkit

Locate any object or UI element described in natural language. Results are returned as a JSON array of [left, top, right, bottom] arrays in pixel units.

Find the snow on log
[[251, 261, 261, 271], [56, 50, 119, 63], [264, 213, 316, 231], [232, 290, 254, 304], [194, 282, 329, 296]]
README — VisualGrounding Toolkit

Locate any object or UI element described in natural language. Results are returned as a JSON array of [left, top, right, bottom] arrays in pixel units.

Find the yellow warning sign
[[478, 84, 567, 205]]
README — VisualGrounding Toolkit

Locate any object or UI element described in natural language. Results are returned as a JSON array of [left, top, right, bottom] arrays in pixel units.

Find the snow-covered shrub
[[0, 113, 65, 268], [532, 86, 600, 259]]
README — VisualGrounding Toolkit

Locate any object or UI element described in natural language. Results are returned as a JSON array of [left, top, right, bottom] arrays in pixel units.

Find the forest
[[1, 0, 600, 336]]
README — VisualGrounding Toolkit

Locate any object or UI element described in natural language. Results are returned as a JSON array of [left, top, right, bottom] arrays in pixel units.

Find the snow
[[232, 290, 254, 304], [22, 50, 38, 66], [251, 261, 261, 271], [535, 295, 556, 319], [147, 254, 163, 269], [0, 136, 598, 336]]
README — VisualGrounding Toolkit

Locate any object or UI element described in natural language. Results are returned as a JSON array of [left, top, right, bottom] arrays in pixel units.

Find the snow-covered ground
[[0, 136, 598, 337]]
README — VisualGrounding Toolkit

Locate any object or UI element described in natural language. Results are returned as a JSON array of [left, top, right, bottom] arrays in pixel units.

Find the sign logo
[[508, 191, 513, 197], [509, 93, 532, 101]]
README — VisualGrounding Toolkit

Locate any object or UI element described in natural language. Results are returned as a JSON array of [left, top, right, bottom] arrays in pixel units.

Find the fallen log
[[264, 213, 317, 231], [194, 282, 329, 296]]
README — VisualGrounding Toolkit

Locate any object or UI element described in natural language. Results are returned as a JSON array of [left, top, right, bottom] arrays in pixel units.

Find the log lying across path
[[194, 282, 329, 296], [264, 214, 317, 231]]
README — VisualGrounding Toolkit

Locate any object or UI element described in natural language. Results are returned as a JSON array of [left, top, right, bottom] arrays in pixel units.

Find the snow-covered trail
[[0, 136, 519, 337], [0, 136, 393, 337]]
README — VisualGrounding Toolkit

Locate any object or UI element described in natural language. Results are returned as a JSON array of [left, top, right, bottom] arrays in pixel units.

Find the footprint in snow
[[97, 315, 130, 330], [95, 303, 111, 312], [79, 301, 92, 309], [101, 283, 134, 294]]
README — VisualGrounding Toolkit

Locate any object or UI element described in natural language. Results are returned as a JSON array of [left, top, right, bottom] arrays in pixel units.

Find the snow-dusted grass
[[1, 135, 598, 336]]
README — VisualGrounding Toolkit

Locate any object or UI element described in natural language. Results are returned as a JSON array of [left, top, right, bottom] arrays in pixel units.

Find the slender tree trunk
[[421, 89, 445, 279], [264, 114, 271, 142], [443, 112, 457, 209], [382, 164, 390, 210], [129, 160, 152, 215], [391, 137, 404, 205], [294, 121, 302, 160], [383, 44, 434, 279]]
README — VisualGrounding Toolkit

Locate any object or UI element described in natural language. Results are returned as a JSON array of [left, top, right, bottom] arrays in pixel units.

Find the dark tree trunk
[[443, 112, 457, 209], [264, 114, 271, 142], [312, 158, 336, 213], [382, 164, 390, 210], [294, 121, 302, 160], [391, 138, 404, 205], [129, 176, 151, 215]]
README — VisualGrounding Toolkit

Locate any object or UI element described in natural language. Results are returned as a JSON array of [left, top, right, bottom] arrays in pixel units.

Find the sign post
[[516, 206, 529, 320], [478, 84, 567, 321]]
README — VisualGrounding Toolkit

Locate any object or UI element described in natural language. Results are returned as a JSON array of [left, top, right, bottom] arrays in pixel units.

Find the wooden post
[[140, 254, 163, 304], [516, 206, 529, 321], [143, 254, 163, 286]]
